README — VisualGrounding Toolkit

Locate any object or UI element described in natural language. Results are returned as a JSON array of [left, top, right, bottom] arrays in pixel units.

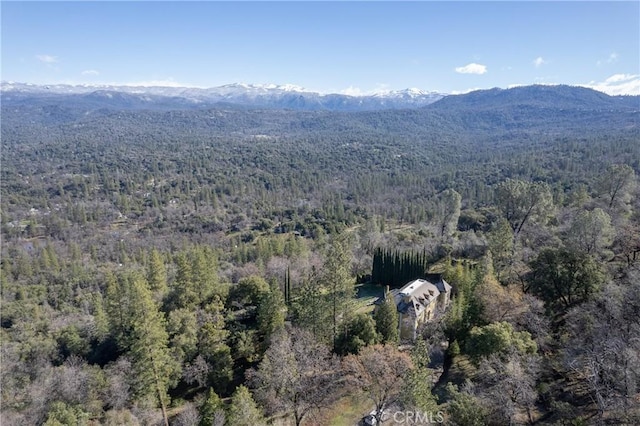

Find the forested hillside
[[1, 85, 639, 425]]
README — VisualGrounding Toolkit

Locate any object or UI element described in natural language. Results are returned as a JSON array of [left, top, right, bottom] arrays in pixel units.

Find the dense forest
[[1, 84, 639, 425]]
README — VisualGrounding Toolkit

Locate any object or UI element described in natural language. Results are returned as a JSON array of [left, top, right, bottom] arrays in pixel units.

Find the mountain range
[[0, 82, 445, 112], [2, 82, 638, 148]]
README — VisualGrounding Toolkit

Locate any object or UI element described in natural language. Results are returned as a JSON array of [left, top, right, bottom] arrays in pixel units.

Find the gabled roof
[[392, 275, 451, 315], [424, 273, 453, 295], [395, 279, 438, 314]]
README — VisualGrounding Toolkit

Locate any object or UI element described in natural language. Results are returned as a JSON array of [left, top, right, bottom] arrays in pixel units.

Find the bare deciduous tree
[[563, 272, 640, 423], [475, 353, 541, 424], [343, 344, 413, 424], [250, 327, 342, 426]]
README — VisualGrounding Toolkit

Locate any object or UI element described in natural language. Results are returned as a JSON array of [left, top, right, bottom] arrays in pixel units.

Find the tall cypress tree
[[371, 248, 431, 287]]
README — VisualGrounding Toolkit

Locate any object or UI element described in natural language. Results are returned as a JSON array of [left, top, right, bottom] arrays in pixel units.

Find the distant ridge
[[2, 83, 637, 141], [1, 82, 638, 117], [0, 81, 445, 112], [428, 84, 639, 111]]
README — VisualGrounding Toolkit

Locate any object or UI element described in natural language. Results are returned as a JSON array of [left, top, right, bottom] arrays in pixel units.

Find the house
[[391, 275, 452, 341]]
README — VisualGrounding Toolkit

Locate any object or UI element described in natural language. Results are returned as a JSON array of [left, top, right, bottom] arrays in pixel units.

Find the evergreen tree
[[190, 246, 222, 303], [229, 275, 270, 310], [335, 312, 378, 355], [320, 235, 355, 350], [445, 382, 487, 426], [256, 280, 287, 340], [292, 274, 333, 344], [167, 308, 199, 363], [402, 337, 438, 411], [147, 248, 168, 297], [198, 296, 232, 393], [371, 248, 431, 287], [438, 188, 462, 241], [227, 385, 266, 426], [173, 251, 197, 309], [487, 218, 514, 281], [129, 273, 180, 426], [92, 293, 110, 343], [104, 272, 134, 349], [466, 322, 537, 362], [43, 401, 89, 426], [199, 387, 225, 426], [527, 248, 603, 313], [373, 288, 399, 345]]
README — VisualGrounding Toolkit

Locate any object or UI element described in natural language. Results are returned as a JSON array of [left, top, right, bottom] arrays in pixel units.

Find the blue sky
[[2, 1, 639, 95]]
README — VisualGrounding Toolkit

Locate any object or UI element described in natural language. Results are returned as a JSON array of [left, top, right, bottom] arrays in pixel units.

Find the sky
[[2, 1, 639, 96]]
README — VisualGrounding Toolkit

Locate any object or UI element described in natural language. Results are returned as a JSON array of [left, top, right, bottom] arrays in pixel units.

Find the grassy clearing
[[319, 392, 371, 426], [354, 283, 384, 314], [355, 283, 383, 302]]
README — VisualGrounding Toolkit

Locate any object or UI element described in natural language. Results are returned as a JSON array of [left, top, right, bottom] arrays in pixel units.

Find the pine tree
[[173, 252, 197, 309], [129, 273, 179, 426], [199, 387, 225, 426], [373, 288, 399, 345], [147, 248, 168, 296], [227, 385, 266, 426], [190, 246, 222, 303], [198, 296, 232, 393], [167, 308, 199, 363], [105, 272, 134, 349], [320, 235, 355, 350], [292, 274, 333, 344], [256, 280, 287, 340], [402, 337, 438, 411], [92, 293, 110, 343]]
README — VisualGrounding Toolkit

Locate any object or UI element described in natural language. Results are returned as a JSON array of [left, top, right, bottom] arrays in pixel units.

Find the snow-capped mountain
[[0, 82, 446, 111]]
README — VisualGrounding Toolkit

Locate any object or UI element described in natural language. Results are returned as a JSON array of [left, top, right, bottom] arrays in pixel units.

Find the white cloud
[[597, 52, 619, 66], [369, 83, 396, 96], [533, 57, 547, 68], [340, 83, 391, 97], [581, 73, 640, 96], [119, 79, 193, 88], [455, 63, 487, 75], [81, 70, 100, 76], [340, 86, 365, 96], [450, 87, 483, 95], [36, 54, 58, 64], [605, 73, 632, 83]]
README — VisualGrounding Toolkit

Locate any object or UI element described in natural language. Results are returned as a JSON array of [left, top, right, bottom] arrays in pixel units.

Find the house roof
[[393, 276, 451, 315], [425, 273, 453, 295]]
